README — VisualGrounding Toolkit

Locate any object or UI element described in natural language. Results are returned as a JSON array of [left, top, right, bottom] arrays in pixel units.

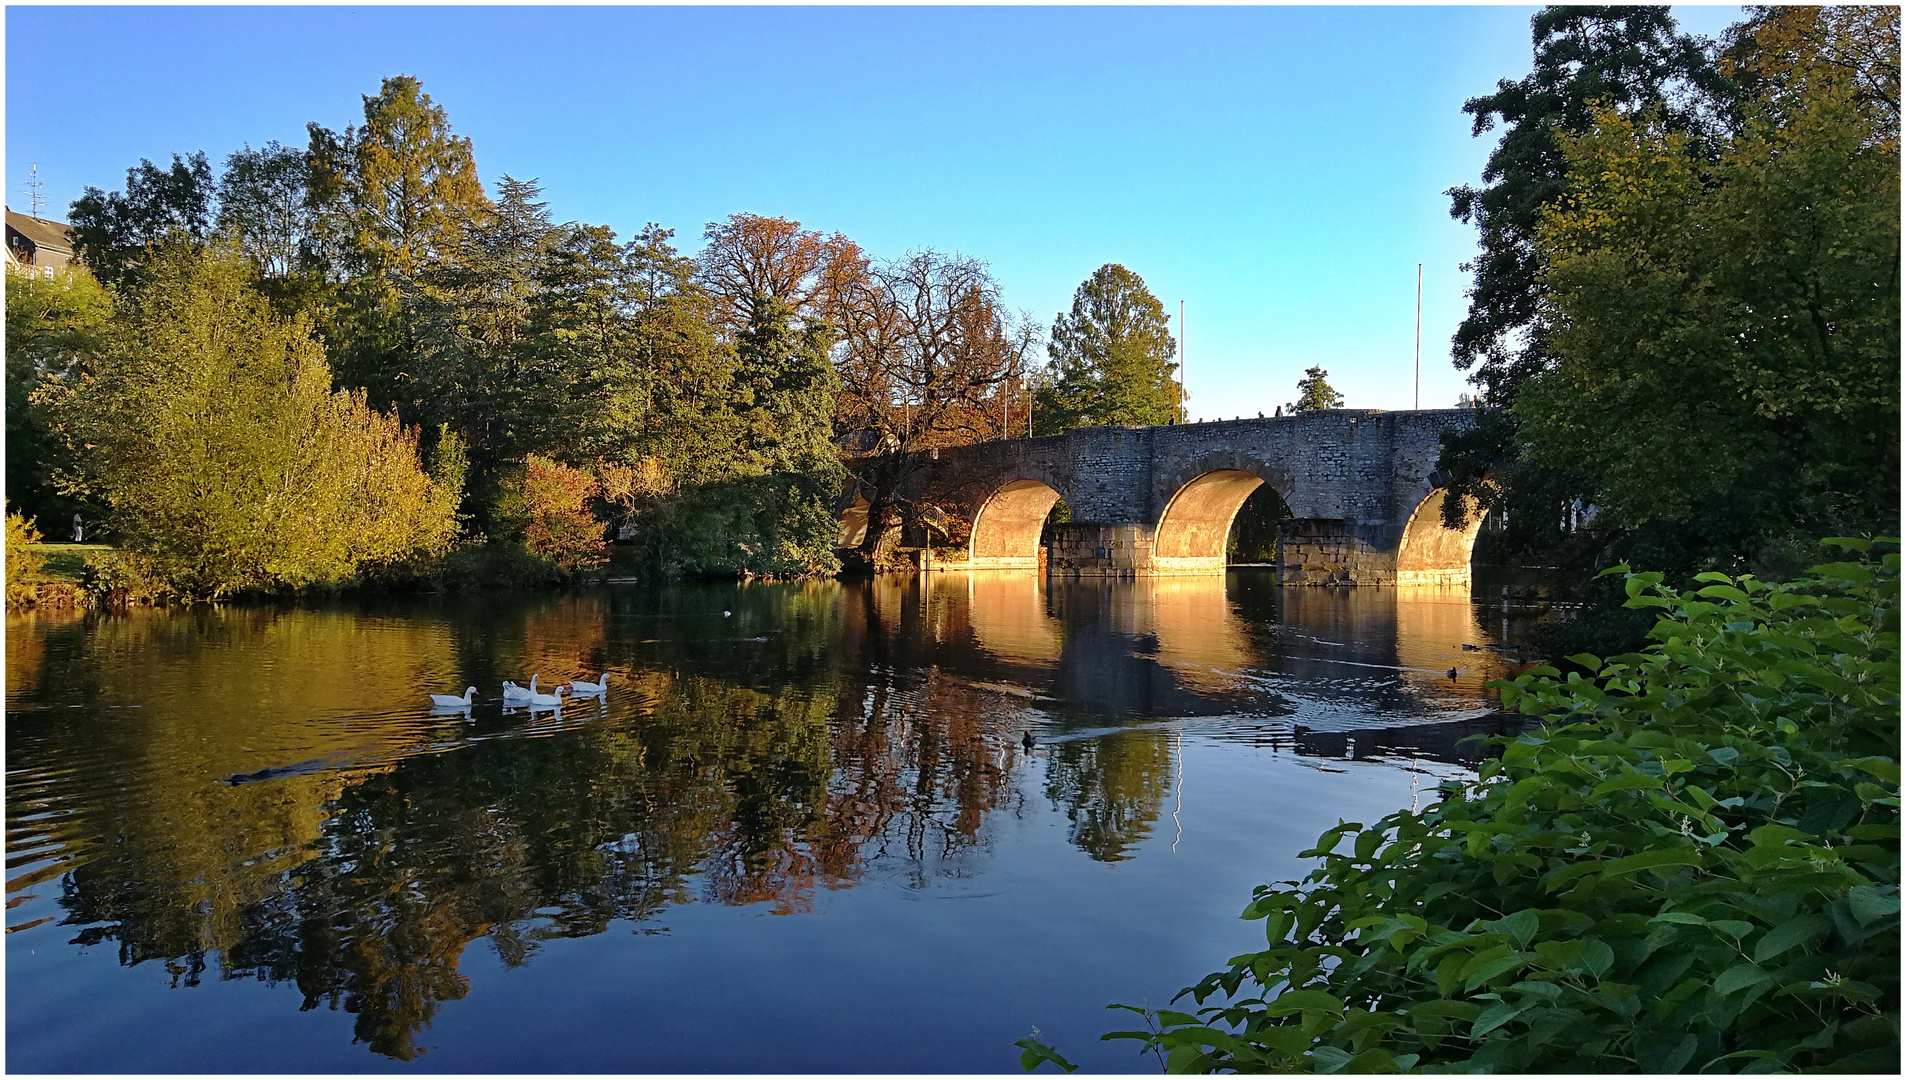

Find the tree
[[1033, 263, 1181, 433], [1445, 7, 1721, 403], [730, 293, 843, 480], [43, 243, 458, 597], [1514, 25, 1899, 571], [309, 75, 491, 410], [493, 455, 607, 571], [215, 142, 322, 279], [312, 75, 487, 284], [1436, 6, 1725, 561], [68, 152, 217, 288], [6, 267, 115, 524], [1719, 6, 1899, 145], [832, 250, 1041, 565], [695, 213, 866, 340], [1288, 366, 1343, 412], [402, 175, 564, 508]]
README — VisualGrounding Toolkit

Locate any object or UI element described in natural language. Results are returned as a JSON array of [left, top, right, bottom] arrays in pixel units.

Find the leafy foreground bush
[[1023, 540, 1898, 1073]]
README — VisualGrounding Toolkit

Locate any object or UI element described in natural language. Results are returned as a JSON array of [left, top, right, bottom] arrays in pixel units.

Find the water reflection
[[7, 572, 1528, 1064]]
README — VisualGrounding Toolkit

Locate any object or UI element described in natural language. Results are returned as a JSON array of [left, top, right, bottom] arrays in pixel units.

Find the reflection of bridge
[[842, 409, 1484, 584]]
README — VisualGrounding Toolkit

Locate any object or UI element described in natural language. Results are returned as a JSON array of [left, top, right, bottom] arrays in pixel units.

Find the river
[[6, 571, 1533, 1072]]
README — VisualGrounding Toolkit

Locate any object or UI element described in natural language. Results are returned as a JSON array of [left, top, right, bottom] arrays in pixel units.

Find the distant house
[[5, 208, 78, 276]]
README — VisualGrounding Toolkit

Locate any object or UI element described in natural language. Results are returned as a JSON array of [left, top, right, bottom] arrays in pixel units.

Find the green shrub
[[6, 511, 46, 604], [1023, 539, 1898, 1074], [634, 472, 842, 580], [79, 549, 175, 605]]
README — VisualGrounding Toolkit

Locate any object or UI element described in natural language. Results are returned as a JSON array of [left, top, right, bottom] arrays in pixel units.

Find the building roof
[[5, 208, 76, 257]]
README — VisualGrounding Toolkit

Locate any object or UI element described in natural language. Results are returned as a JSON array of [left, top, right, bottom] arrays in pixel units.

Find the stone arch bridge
[[839, 409, 1484, 585]]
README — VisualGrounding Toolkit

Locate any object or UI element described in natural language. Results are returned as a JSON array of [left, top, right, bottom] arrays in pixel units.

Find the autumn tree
[[832, 249, 1041, 565], [1034, 263, 1181, 433], [308, 75, 491, 409], [1288, 366, 1344, 412], [695, 213, 866, 340]]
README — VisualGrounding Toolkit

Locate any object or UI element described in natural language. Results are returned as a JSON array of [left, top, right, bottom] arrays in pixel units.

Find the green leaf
[[1265, 989, 1345, 1017], [1847, 886, 1900, 926], [1015, 1036, 1078, 1074], [1471, 998, 1535, 1037], [1637, 1032, 1697, 1074], [1493, 909, 1540, 947], [1308, 1045, 1353, 1073], [1605, 847, 1702, 875], [1754, 914, 1831, 963], [1406, 999, 1484, 1021], [1713, 962, 1776, 996]]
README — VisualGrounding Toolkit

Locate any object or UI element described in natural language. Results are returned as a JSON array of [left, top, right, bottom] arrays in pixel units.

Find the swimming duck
[[429, 686, 477, 708]]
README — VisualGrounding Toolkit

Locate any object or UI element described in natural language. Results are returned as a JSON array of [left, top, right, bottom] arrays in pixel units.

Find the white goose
[[501, 674, 541, 704], [525, 684, 568, 708], [569, 673, 610, 696], [428, 686, 477, 708]]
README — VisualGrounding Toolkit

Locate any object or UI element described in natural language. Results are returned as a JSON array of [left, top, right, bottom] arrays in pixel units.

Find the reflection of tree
[[9, 582, 1039, 1060], [1040, 732, 1173, 862]]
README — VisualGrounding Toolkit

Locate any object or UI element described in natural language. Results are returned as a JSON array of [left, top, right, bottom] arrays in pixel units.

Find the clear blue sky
[[5, 5, 1745, 417]]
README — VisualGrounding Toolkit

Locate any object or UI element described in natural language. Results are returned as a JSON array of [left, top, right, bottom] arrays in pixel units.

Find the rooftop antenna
[[1414, 263, 1423, 411], [24, 164, 45, 220]]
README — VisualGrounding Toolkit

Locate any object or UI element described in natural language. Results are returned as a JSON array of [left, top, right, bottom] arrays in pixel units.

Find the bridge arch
[[1394, 487, 1485, 586], [968, 477, 1066, 568], [1152, 455, 1295, 569]]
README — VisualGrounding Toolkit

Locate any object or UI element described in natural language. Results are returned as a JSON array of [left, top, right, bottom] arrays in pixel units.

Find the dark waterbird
[[1022, 731, 1036, 752], [223, 758, 328, 785]]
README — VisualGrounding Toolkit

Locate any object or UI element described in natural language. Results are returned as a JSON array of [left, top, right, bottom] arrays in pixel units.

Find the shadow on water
[[6, 571, 1537, 1066]]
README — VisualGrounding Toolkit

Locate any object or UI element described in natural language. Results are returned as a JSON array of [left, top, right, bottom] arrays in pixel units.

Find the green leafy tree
[[731, 292, 843, 480], [1434, 7, 1724, 563], [1287, 366, 1343, 412], [67, 152, 217, 288], [44, 243, 457, 597], [1034, 263, 1180, 433], [5, 267, 115, 524], [1516, 27, 1899, 572], [1446, 7, 1720, 403], [403, 175, 563, 508], [215, 141, 323, 279]]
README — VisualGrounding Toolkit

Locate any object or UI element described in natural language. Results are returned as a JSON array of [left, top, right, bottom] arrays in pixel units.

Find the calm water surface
[[7, 572, 1530, 1072]]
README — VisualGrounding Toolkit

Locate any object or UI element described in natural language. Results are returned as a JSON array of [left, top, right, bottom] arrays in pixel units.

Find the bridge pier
[[1275, 520, 1397, 585]]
